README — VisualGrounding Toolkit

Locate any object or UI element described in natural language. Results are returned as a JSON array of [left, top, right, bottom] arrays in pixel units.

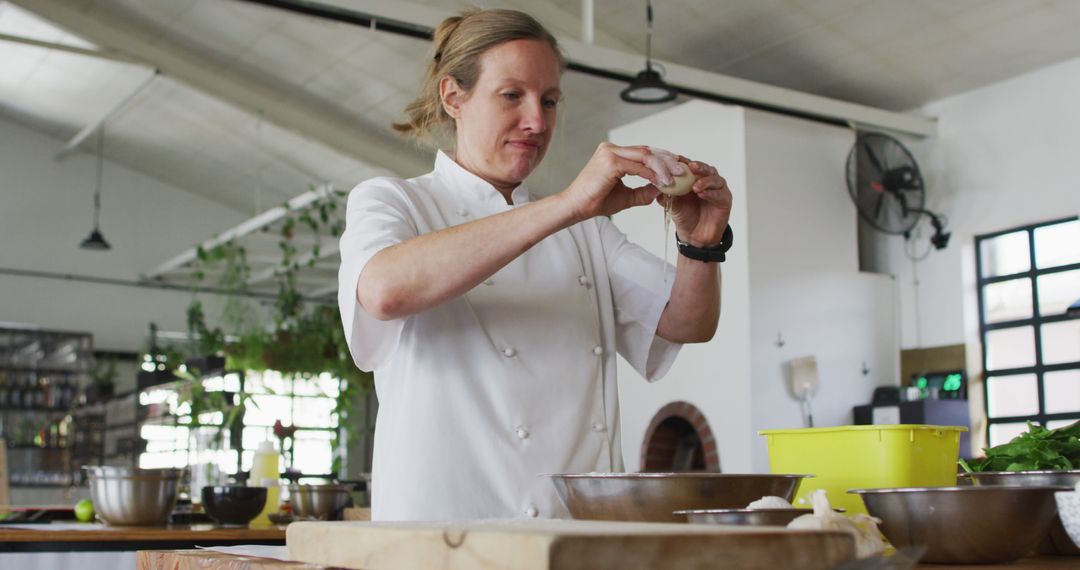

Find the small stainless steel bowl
[[84, 466, 183, 526], [288, 484, 353, 520], [851, 485, 1068, 564], [961, 470, 1080, 555], [549, 473, 811, 523], [676, 507, 810, 526]]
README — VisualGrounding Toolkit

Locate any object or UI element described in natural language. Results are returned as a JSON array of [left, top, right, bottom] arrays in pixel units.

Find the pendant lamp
[[80, 127, 111, 251], [620, 0, 678, 104]]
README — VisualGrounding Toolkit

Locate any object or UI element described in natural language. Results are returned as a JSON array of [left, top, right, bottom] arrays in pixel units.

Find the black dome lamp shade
[[80, 127, 111, 251], [620, 1, 678, 104]]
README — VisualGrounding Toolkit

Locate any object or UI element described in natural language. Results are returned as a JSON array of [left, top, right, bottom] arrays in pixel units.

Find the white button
[[483, 278, 494, 286], [525, 506, 539, 518], [592, 422, 607, 432], [577, 275, 589, 286], [592, 346, 604, 356], [503, 347, 517, 357], [456, 209, 468, 217], [516, 426, 530, 439]]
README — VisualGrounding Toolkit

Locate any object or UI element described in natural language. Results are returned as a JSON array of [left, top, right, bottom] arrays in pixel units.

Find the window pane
[[1034, 219, 1080, 269], [989, 422, 1032, 447], [985, 326, 1036, 370], [1038, 270, 1080, 316], [1041, 320, 1080, 365], [987, 374, 1039, 418], [246, 370, 289, 395], [292, 375, 339, 397], [243, 426, 275, 451], [980, 231, 1030, 278], [1047, 419, 1080, 430], [203, 374, 242, 393], [983, 278, 1032, 323], [246, 394, 294, 426], [293, 397, 338, 429], [1045, 370, 1080, 415], [292, 430, 334, 475]]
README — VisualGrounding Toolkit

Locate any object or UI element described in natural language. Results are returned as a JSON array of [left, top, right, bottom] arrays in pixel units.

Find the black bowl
[[201, 486, 267, 527]]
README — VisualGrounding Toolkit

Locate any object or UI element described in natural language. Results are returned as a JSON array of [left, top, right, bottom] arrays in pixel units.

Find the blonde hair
[[393, 8, 567, 144]]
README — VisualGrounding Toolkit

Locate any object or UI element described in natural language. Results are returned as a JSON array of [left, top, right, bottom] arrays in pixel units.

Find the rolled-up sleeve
[[338, 179, 418, 371], [596, 217, 681, 381]]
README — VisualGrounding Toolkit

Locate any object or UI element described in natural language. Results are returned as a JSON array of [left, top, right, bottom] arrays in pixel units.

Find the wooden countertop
[[138, 550, 316, 570], [136, 549, 1080, 570], [0, 522, 286, 543]]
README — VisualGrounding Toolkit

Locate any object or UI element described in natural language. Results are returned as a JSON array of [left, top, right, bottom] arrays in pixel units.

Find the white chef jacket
[[338, 150, 681, 521]]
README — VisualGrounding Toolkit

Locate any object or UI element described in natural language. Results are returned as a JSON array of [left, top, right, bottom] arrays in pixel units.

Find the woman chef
[[338, 8, 732, 521]]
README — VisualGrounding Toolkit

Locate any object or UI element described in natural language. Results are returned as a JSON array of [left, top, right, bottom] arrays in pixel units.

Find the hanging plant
[[147, 186, 372, 476]]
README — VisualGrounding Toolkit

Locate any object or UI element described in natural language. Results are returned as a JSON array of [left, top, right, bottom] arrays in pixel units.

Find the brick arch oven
[[640, 401, 720, 472]]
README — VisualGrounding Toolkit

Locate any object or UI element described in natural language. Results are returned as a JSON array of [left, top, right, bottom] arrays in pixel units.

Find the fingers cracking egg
[[659, 165, 696, 196]]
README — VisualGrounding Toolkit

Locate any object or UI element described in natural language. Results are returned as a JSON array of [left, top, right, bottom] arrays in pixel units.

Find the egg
[[658, 165, 696, 197]]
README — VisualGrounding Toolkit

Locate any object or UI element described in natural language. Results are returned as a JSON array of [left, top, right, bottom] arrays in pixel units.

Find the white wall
[[0, 116, 248, 351], [744, 110, 899, 472], [609, 102, 901, 474], [878, 55, 1080, 353], [610, 100, 755, 473]]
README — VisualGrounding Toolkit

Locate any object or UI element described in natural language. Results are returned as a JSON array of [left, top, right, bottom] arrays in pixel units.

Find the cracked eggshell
[[659, 165, 696, 197]]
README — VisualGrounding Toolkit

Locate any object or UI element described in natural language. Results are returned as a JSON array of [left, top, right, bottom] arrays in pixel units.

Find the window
[[138, 370, 340, 486], [976, 217, 1080, 446]]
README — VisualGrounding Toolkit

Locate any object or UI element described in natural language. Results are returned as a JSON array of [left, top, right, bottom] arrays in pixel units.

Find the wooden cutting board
[[286, 519, 855, 570]]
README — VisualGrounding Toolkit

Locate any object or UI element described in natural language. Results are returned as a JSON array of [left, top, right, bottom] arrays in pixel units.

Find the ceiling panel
[[4, 0, 1080, 288]]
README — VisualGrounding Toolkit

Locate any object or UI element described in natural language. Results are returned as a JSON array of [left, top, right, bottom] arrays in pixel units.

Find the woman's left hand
[[660, 156, 733, 248]]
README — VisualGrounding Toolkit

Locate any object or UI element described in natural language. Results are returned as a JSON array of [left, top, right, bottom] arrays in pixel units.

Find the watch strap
[[675, 225, 733, 263]]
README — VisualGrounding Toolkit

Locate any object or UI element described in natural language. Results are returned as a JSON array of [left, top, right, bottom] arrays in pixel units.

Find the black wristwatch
[[676, 225, 734, 263]]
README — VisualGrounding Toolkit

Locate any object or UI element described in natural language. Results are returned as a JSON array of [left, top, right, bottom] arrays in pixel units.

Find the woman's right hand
[[562, 143, 683, 221]]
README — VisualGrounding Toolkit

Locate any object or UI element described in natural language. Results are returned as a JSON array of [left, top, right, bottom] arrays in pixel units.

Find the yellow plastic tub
[[759, 424, 967, 515]]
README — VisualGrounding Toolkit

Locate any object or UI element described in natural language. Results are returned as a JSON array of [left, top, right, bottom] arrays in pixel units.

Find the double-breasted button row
[[502, 346, 601, 358]]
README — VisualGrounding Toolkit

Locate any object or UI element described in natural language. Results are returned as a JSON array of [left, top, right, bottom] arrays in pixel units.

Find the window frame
[[138, 370, 342, 479], [975, 215, 1080, 444]]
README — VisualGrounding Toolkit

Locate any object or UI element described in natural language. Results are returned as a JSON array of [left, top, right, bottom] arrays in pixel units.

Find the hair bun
[[431, 9, 477, 60]]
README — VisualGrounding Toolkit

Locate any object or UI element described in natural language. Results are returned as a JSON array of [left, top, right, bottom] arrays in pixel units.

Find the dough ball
[[659, 166, 695, 197]]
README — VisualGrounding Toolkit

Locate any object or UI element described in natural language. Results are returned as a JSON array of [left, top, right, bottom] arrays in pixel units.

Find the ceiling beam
[[55, 69, 158, 160], [261, 0, 936, 137], [560, 37, 936, 137], [0, 30, 137, 63], [11, 0, 431, 178], [144, 183, 336, 279]]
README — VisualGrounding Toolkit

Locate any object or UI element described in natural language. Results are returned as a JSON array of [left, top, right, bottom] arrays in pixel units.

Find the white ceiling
[[3, 0, 1080, 251]]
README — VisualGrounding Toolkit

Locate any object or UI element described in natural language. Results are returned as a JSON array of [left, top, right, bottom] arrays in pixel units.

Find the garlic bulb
[[746, 496, 794, 510], [787, 490, 886, 558]]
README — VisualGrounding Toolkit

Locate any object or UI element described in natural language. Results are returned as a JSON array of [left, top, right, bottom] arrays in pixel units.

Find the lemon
[[74, 499, 95, 522]]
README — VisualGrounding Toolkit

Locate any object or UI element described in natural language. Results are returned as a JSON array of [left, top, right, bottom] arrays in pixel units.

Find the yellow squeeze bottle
[[249, 440, 281, 527]]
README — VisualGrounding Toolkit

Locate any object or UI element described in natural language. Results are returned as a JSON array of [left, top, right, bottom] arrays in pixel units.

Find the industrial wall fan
[[846, 132, 950, 249]]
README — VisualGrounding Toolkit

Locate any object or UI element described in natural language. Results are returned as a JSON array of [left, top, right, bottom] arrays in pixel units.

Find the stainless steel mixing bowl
[[549, 473, 810, 523], [961, 470, 1080, 555], [676, 507, 810, 526], [288, 484, 353, 520], [85, 466, 184, 526], [851, 486, 1068, 564]]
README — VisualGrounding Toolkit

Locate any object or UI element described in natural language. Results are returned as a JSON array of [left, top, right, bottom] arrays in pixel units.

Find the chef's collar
[[435, 150, 532, 206]]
